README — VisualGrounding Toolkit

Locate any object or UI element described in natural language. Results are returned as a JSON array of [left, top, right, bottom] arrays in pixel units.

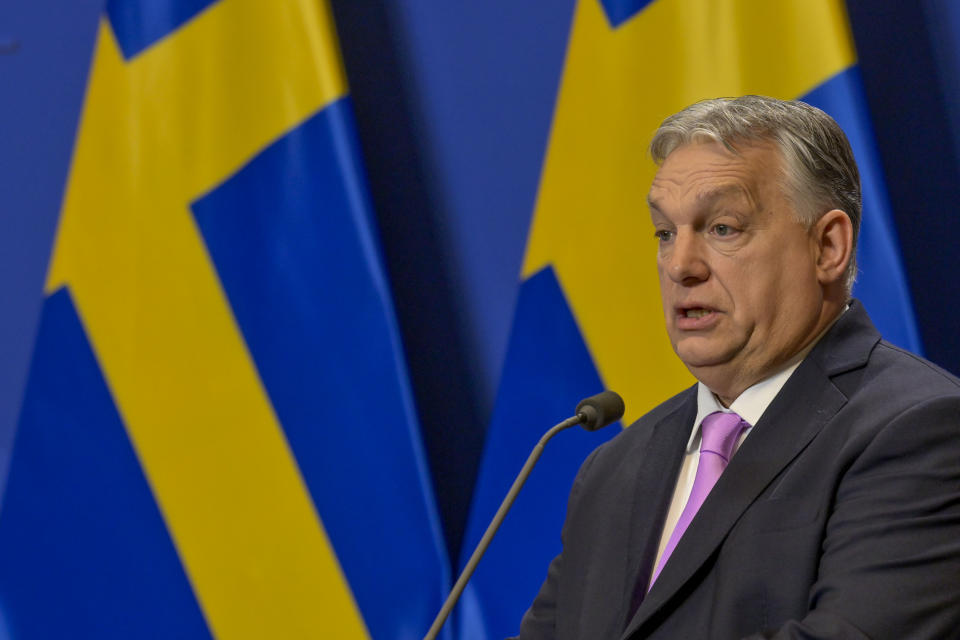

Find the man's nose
[[665, 232, 709, 284]]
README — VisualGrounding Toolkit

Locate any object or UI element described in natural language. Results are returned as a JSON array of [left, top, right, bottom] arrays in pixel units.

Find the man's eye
[[712, 224, 736, 237], [654, 230, 675, 242]]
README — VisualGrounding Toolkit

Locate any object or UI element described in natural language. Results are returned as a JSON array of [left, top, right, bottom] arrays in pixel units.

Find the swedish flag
[[461, 1, 921, 638], [0, 1, 449, 638]]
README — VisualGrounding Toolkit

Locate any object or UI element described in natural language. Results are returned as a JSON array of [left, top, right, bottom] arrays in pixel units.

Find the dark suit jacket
[[516, 302, 960, 639]]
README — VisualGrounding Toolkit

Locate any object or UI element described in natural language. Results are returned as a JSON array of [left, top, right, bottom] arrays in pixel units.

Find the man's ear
[[813, 209, 854, 285]]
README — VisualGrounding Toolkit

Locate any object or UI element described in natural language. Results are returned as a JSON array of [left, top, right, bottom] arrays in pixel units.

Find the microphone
[[423, 390, 625, 640], [576, 390, 626, 431]]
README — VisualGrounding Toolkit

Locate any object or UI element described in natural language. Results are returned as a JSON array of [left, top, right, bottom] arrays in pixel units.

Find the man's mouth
[[675, 306, 719, 329]]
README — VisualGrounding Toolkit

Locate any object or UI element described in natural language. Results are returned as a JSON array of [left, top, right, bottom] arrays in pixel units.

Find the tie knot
[[700, 411, 747, 462]]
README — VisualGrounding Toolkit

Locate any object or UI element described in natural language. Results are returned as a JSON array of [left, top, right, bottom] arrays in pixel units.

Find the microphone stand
[[422, 414, 583, 640]]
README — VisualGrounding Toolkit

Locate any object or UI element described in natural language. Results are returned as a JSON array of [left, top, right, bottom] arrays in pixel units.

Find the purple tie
[[649, 411, 748, 587]]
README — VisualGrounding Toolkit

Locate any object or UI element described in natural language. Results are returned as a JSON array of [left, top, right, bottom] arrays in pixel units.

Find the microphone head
[[575, 390, 625, 431]]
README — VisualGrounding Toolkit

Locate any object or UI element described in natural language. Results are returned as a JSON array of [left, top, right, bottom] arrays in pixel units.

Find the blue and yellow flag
[[0, 1, 450, 638], [460, 1, 921, 637]]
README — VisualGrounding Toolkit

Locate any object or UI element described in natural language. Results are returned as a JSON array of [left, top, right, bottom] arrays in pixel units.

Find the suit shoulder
[[869, 341, 960, 397]]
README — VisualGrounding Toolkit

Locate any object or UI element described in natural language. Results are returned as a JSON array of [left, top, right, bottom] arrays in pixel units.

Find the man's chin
[[672, 341, 737, 372]]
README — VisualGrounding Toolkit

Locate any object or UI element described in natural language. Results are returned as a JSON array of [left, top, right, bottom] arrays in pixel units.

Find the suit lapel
[[621, 303, 880, 639], [615, 391, 697, 625]]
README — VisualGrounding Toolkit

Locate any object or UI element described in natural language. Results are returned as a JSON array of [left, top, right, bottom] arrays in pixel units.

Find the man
[[516, 96, 960, 639]]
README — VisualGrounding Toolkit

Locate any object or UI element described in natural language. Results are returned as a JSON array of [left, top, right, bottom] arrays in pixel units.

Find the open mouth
[[675, 306, 719, 329]]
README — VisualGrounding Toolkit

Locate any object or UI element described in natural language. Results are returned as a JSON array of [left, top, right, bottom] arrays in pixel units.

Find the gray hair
[[650, 95, 861, 291]]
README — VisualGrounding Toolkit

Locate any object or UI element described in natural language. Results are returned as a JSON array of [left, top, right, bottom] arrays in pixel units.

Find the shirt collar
[[688, 362, 801, 452]]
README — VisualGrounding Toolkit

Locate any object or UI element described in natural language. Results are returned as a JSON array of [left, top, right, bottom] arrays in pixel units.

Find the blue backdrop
[[2, 0, 960, 637]]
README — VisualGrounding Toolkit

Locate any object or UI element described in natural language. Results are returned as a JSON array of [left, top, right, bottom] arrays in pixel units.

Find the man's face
[[648, 141, 827, 402]]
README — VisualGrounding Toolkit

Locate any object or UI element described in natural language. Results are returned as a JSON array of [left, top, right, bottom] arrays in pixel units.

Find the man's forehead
[[647, 141, 780, 211]]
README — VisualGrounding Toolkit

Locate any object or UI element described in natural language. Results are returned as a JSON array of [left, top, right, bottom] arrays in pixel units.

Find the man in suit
[[516, 96, 960, 639]]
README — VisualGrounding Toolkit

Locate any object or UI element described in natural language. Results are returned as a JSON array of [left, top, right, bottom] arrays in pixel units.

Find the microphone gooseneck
[[423, 391, 625, 640]]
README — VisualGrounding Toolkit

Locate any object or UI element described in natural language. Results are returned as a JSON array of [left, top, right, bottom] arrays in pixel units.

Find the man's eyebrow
[[647, 184, 749, 213]]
